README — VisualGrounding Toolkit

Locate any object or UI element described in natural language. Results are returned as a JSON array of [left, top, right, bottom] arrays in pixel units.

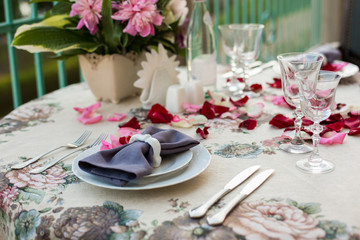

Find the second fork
[[29, 133, 108, 174]]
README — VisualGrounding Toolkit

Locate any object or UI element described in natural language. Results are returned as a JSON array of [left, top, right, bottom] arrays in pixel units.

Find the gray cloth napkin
[[311, 45, 342, 64], [78, 126, 199, 186]]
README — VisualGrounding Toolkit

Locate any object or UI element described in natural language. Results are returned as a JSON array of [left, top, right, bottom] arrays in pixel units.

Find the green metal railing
[[0, 0, 323, 110]]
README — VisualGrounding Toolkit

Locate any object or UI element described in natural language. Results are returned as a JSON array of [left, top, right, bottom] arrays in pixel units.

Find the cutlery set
[[189, 165, 274, 225], [11, 131, 107, 174]]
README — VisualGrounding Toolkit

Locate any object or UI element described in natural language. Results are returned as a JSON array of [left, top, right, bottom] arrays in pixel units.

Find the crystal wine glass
[[218, 24, 243, 94], [277, 52, 324, 154], [295, 70, 341, 173], [235, 24, 264, 97]]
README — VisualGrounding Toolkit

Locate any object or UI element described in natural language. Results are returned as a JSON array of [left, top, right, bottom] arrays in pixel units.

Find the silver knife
[[189, 165, 260, 218], [206, 169, 274, 225]]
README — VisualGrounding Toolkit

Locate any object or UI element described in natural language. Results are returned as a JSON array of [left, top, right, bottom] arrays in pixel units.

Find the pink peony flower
[[5, 164, 68, 190], [112, 0, 164, 37], [0, 186, 19, 212], [225, 201, 326, 240], [70, 0, 102, 35]]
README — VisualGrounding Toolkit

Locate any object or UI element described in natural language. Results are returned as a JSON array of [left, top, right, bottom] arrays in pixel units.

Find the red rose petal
[[326, 121, 345, 132], [349, 128, 360, 136], [147, 104, 174, 123], [250, 84, 262, 93], [269, 114, 294, 128], [344, 117, 360, 129], [200, 101, 229, 119], [237, 77, 244, 83], [119, 136, 131, 145], [302, 118, 313, 126], [119, 116, 141, 129], [267, 78, 282, 88], [230, 96, 249, 107], [239, 119, 257, 130], [322, 113, 344, 125], [196, 126, 210, 139]]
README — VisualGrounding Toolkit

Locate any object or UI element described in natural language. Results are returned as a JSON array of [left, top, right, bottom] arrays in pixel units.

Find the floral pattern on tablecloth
[[150, 198, 360, 240], [0, 103, 62, 135]]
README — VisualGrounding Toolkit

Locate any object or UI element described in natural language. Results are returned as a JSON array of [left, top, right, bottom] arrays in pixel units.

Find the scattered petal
[[267, 78, 282, 88], [250, 84, 262, 93], [188, 115, 208, 125], [269, 114, 294, 128], [319, 131, 347, 145], [200, 101, 229, 119], [230, 96, 249, 107], [301, 118, 313, 126], [220, 112, 240, 120], [119, 116, 141, 129], [322, 113, 344, 125], [239, 119, 257, 130], [344, 117, 360, 129], [171, 115, 193, 128], [107, 113, 127, 122], [117, 127, 141, 137], [74, 102, 101, 113], [77, 110, 102, 124], [326, 121, 344, 132], [245, 103, 264, 118], [196, 126, 210, 139], [182, 103, 202, 113], [321, 62, 348, 71], [147, 104, 174, 123], [349, 128, 360, 136]]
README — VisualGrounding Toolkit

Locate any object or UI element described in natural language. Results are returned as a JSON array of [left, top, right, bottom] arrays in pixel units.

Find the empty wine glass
[[277, 52, 324, 154], [236, 24, 264, 97], [295, 70, 341, 173], [218, 24, 243, 94]]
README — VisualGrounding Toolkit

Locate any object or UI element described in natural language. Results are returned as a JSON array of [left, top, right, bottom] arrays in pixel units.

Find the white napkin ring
[[129, 134, 162, 167]]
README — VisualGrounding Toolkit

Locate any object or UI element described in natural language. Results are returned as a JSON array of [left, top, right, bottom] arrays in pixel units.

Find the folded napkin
[[310, 44, 342, 64], [78, 126, 199, 186]]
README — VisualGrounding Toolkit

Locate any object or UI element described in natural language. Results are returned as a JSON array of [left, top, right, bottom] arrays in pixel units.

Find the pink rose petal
[[171, 115, 193, 128], [74, 102, 101, 113], [319, 131, 347, 145], [182, 103, 202, 113], [107, 113, 127, 122], [77, 111, 102, 124], [117, 127, 141, 137]]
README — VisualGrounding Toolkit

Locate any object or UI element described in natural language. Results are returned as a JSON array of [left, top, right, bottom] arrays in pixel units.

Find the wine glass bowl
[[295, 70, 341, 173], [277, 52, 324, 153], [218, 24, 264, 96]]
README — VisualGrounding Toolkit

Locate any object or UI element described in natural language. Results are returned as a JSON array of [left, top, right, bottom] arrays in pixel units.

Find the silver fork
[[11, 130, 92, 170], [29, 133, 108, 174]]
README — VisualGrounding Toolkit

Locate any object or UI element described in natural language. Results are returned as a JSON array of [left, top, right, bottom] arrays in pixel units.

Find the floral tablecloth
[[1, 67, 360, 240]]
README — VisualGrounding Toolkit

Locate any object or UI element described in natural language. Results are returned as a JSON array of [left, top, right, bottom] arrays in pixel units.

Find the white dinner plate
[[272, 60, 359, 78], [72, 145, 211, 190]]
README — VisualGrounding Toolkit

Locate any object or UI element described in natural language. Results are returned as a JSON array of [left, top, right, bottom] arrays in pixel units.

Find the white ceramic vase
[[78, 53, 142, 103]]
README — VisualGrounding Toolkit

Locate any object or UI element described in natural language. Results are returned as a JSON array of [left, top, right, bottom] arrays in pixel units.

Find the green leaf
[[39, 207, 52, 213], [13, 27, 101, 53], [286, 198, 298, 207], [103, 201, 124, 214], [157, 0, 171, 10], [119, 209, 142, 225], [18, 187, 45, 204], [30, 0, 70, 3], [101, 0, 117, 53], [45, 2, 72, 18], [297, 202, 321, 215]]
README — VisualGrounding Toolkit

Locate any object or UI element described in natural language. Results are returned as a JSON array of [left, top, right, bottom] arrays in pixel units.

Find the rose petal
[[267, 78, 282, 88], [344, 117, 360, 129], [182, 103, 202, 113], [250, 84, 262, 93], [77, 110, 102, 124], [220, 112, 240, 120], [301, 118, 313, 126], [171, 115, 193, 128], [322, 113, 344, 125], [200, 101, 229, 119], [269, 114, 294, 128], [319, 131, 347, 145], [119, 116, 141, 129], [230, 96, 249, 107], [350, 109, 360, 116], [188, 115, 208, 125], [321, 62, 348, 71], [326, 121, 345, 132], [196, 126, 210, 139], [245, 103, 264, 118], [239, 119, 257, 130], [74, 102, 101, 113], [349, 128, 360, 135], [147, 104, 173, 123], [107, 113, 127, 122], [117, 127, 141, 137]]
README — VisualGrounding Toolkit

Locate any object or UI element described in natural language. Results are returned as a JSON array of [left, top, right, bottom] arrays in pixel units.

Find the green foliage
[[17, 187, 45, 204], [12, 0, 184, 57]]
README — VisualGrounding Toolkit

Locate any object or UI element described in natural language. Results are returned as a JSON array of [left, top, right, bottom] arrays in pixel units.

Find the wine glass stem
[[309, 122, 323, 165], [242, 62, 250, 91], [230, 57, 239, 81], [291, 108, 305, 146]]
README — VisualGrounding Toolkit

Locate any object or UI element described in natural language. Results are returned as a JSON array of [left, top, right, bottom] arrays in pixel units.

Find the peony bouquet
[[12, 0, 188, 57]]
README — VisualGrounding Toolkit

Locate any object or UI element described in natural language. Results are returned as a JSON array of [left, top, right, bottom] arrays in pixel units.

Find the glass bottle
[[186, 0, 217, 86]]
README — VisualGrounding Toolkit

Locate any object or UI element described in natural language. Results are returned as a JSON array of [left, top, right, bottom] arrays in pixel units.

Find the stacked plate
[[72, 145, 211, 190]]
